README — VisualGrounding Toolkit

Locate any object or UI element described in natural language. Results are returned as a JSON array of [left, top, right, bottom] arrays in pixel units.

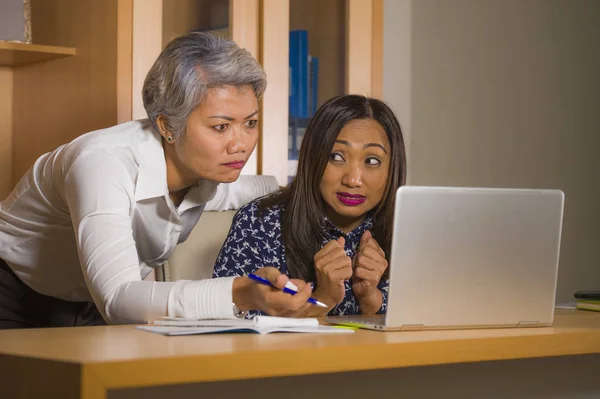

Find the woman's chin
[[331, 204, 371, 220], [212, 170, 242, 183]]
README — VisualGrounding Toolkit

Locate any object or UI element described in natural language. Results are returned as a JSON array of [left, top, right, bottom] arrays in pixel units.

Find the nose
[[227, 126, 247, 154], [341, 163, 363, 188]]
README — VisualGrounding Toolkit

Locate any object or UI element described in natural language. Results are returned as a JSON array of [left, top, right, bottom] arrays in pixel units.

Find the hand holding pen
[[248, 273, 327, 308], [232, 267, 328, 317]]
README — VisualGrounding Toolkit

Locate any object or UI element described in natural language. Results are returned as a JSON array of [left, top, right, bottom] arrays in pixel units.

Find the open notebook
[[137, 315, 355, 336]]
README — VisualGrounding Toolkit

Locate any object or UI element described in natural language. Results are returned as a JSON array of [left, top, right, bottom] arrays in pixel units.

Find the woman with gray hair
[[0, 32, 312, 328]]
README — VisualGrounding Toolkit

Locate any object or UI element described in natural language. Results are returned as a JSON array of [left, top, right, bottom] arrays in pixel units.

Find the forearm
[[103, 278, 237, 324], [101, 280, 172, 324]]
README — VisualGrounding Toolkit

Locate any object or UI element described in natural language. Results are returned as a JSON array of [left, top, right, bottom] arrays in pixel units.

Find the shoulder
[[231, 200, 282, 230], [59, 120, 149, 174], [65, 120, 144, 154], [234, 200, 282, 221]]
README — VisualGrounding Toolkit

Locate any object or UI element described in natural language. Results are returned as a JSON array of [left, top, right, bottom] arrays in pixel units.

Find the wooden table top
[[1, 309, 599, 390]]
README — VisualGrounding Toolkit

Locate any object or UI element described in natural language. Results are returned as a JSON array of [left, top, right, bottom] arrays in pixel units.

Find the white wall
[[384, 0, 600, 302]]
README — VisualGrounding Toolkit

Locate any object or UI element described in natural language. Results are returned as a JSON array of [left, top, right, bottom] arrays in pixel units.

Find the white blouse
[[0, 120, 278, 324]]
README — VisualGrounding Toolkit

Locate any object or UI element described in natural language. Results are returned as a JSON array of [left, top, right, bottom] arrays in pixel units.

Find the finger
[[337, 236, 345, 247], [353, 266, 380, 282], [288, 283, 313, 310], [359, 247, 388, 268], [315, 247, 349, 271], [371, 240, 386, 258], [328, 266, 353, 281], [361, 230, 372, 244], [280, 275, 299, 290], [321, 248, 350, 267], [360, 236, 386, 258], [268, 282, 312, 312], [356, 254, 387, 274], [314, 239, 343, 262], [254, 266, 289, 290], [289, 278, 308, 292], [322, 253, 353, 272]]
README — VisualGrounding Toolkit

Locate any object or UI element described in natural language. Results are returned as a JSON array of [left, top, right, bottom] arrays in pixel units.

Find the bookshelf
[[0, 42, 76, 67], [162, 0, 230, 46], [290, 0, 346, 112], [288, 2, 342, 176], [285, 0, 383, 182], [1, 0, 383, 199], [5, 0, 125, 191], [0, 40, 76, 198]]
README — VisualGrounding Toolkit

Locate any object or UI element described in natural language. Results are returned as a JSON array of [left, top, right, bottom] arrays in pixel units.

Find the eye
[[365, 157, 381, 166], [329, 152, 345, 162], [245, 119, 258, 128], [213, 124, 229, 132]]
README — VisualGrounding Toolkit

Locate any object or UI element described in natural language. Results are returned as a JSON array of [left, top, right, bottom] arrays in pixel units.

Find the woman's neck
[[162, 141, 201, 207], [163, 140, 197, 194]]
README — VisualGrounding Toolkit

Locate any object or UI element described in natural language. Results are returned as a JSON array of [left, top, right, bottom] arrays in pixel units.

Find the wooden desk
[[1, 309, 599, 399]]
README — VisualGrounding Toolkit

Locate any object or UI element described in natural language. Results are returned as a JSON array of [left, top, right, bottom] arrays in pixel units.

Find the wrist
[[232, 276, 255, 311], [357, 289, 383, 315]]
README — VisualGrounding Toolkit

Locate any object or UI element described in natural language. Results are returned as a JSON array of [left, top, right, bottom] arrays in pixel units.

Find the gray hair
[[143, 31, 267, 140]]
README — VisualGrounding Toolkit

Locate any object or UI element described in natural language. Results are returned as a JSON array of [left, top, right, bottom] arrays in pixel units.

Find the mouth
[[336, 192, 366, 206], [222, 161, 246, 169]]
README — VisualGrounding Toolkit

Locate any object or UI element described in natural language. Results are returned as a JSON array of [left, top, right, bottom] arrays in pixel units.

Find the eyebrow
[[208, 110, 259, 121], [335, 139, 388, 154]]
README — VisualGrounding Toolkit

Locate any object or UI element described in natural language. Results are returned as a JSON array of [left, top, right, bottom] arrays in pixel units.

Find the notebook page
[[152, 315, 319, 328], [253, 316, 318, 328], [136, 325, 354, 336]]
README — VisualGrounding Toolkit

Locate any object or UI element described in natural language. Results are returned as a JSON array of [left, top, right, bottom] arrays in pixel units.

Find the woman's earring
[[161, 130, 173, 142]]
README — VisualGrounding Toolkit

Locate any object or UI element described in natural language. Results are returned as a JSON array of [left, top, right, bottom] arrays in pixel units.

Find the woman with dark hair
[[213, 95, 406, 316]]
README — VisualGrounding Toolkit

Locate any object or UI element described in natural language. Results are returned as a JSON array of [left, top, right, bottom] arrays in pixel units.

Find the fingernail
[[285, 281, 298, 291]]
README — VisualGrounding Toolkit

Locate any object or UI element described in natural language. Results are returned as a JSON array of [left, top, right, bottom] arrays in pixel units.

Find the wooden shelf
[[0, 42, 76, 67]]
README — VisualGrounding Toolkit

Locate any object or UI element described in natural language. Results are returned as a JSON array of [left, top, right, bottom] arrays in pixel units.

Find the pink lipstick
[[336, 192, 366, 206], [223, 161, 245, 169]]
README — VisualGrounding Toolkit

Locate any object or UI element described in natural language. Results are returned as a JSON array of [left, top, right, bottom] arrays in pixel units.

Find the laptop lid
[[385, 186, 564, 329]]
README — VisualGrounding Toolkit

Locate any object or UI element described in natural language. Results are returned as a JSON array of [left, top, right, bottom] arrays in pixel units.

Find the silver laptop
[[326, 186, 564, 331]]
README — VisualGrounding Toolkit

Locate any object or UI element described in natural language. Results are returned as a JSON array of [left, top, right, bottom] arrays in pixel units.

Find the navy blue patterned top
[[213, 200, 389, 316]]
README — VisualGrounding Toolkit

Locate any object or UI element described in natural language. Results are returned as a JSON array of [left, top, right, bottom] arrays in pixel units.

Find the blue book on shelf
[[289, 30, 309, 119], [308, 56, 319, 117]]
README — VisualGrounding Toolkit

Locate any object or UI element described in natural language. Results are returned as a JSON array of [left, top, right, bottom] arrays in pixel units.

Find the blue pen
[[248, 273, 328, 308]]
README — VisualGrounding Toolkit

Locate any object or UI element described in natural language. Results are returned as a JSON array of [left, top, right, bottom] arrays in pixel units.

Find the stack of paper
[[137, 315, 355, 336]]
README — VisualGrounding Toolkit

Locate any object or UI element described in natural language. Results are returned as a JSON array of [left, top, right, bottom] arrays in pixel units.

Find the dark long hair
[[259, 95, 406, 281]]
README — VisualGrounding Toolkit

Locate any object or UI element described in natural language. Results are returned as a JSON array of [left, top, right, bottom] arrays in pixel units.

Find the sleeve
[[64, 149, 236, 324], [204, 175, 279, 211], [213, 203, 265, 278], [333, 281, 361, 316], [376, 278, 389, 314]]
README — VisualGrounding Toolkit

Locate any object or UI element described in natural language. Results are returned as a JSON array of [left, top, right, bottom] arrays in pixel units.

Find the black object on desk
[[574, 291, 600, 300]]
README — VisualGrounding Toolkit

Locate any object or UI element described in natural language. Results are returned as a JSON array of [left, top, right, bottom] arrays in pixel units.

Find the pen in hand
[[248, 273, 328, 308]]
